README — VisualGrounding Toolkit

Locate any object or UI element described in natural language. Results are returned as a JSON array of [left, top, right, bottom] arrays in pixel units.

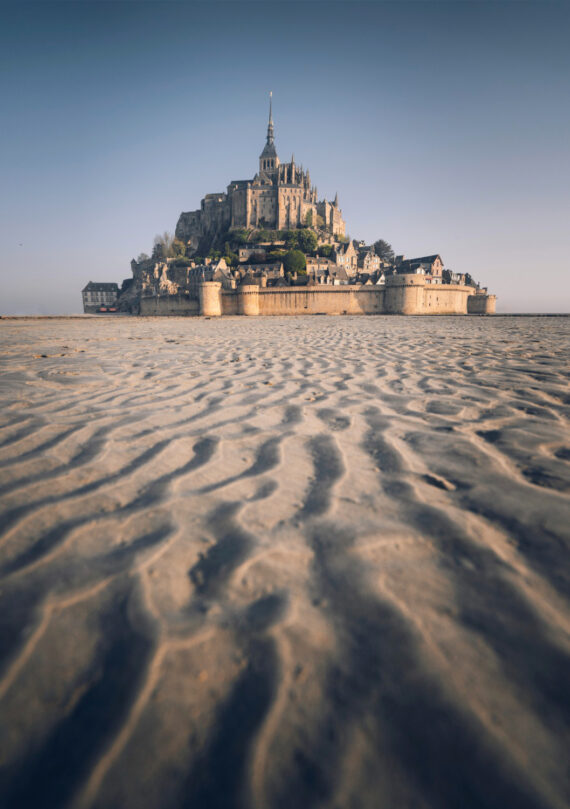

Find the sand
[[0, 314, 568, 809]]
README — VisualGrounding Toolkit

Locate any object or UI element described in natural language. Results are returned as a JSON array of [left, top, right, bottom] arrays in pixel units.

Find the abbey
[[83, 98, 497, 317], [175, 95, 345, 249]]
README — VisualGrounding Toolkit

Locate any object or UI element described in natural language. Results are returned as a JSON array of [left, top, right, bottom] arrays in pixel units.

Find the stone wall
[[468, 292, 497, 314], [139, 276, 495, 317], [256, 286, 385, 316], [140, 295, 199, 316], [422, 284, 472, 314]]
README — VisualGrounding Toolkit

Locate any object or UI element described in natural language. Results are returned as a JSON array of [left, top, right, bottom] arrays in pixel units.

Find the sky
[[1, 0, 569, 314]]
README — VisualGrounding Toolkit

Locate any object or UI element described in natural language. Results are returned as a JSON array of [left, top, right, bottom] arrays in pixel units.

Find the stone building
[[395, 255, 444, 284], [334, 240, 358, 275], [82, 282, 118, 313], [357, 246, 381, 273], [175, 96, 346, 249]]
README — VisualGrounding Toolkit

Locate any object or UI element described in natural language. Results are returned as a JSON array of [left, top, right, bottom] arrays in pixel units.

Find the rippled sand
[[0, 315, 569, 809]]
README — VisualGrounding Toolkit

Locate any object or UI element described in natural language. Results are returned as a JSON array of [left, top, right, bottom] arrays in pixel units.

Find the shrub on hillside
[[283, 250, 307, 275]]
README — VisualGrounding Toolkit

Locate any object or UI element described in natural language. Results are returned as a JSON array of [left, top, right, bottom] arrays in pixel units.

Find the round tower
[[238, 284, 260, 316], [199, 281, 222, 316], [384, 274, 426, 314]]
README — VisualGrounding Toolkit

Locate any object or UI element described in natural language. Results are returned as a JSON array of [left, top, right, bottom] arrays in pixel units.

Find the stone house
[[357, 247, 381, 272], [334, 240, 358, 275], [396, 254, 444, 283], [82, 281, 118, 313], [238, 262, 284, 281], [306, 256, 336, 275]]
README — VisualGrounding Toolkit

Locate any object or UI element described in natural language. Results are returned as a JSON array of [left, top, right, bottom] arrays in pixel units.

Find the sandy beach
[[0, 314, 569, 809]]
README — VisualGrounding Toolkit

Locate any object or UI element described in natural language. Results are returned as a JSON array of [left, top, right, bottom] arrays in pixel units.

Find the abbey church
[[175, 95, 346, 249]]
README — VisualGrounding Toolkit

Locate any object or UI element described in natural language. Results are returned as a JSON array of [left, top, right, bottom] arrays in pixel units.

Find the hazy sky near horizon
[[1, 0, 569, 314]]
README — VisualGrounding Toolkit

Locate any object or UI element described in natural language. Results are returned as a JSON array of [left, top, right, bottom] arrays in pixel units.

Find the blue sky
[[1, 0, 569, 313]]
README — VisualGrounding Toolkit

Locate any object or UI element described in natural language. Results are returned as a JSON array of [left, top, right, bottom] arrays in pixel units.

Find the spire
[[260, 92, 278, 171], [334, 191, 338, 207], [266, 91, 274, 145]]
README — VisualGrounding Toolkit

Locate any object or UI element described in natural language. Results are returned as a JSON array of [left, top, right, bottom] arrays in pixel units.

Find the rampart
[[139, 276, 496, 317], [467, 290, 497, 314], [140, 294, 199, 316]]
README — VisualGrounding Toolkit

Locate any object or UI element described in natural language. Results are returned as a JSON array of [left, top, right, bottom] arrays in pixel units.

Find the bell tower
[[259, 92, 279, 176]]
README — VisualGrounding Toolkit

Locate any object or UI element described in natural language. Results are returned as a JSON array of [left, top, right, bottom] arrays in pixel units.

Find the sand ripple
[[0, 315, 569, 809]]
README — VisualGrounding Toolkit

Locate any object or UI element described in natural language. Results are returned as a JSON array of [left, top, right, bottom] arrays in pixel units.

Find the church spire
[[267, 91, 274, 146], [259, 93, 279, 175]]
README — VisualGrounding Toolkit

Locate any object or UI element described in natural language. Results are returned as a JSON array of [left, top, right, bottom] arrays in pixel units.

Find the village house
[[357, 247, 381, 273], [334, 240, 358, 275], [238, 261, 284, 282], [82, 281, 118, 313], [395, 254, 444, 284]]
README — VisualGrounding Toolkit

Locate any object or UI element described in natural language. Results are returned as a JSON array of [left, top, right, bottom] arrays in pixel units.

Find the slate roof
[[396, 255, 442, 273], [398, 254, 441, 267], [260, 142, 278, 159], [82, 282, 118, 292]]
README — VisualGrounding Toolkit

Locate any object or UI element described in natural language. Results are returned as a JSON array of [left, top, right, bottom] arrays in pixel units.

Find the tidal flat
[[0, 315, 569, 809]]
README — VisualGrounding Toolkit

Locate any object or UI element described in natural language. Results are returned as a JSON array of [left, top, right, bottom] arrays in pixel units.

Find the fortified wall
[[140, 275, 496, 317]]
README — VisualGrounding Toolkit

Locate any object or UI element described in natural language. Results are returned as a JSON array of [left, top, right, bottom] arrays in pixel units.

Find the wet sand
[[0, 315, 569, 809]]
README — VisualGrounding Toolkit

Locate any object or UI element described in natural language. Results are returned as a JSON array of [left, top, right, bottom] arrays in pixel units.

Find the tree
[[304, 210, 313, 227], [297, 229, 318, 254], [465, 273, 475, 287], [283, 250, 307, 275], [318, 244, 333, 258], [284, 230, 299, 249], [224, 252, 239, 267], [316, 215, 325, 228], [136, 252, 149, 263], [373, 239, 394, 263], [172, 238, 186, 257], [232, 230, 249, 245], [253, 229, 270, 243], [442, 269, 452, 284], [154, 231, 176, 258]]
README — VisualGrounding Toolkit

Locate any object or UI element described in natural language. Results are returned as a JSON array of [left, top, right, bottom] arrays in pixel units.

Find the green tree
[[304, 210, 313, 227], [373, 239, 395, 262], [232, 230, 249, 245], [465, 273, 475, 287], [136, 252, 149, 263], [318, 244, 333, 258], [316, 215, 325, 228], [284, 230, 299, 249], [224, 252, 239, 267], [283, 250, 307, 275], [297, 229, 318, 254], [442, 269, 452, 284]]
